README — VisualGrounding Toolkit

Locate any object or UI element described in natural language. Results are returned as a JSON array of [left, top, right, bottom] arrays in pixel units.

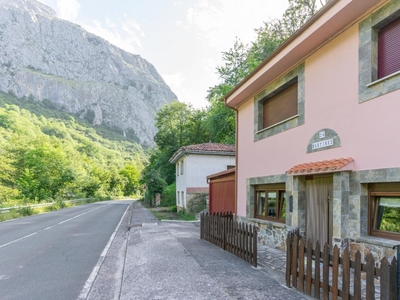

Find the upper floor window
[[180, 161, 183, 175], [254, 184, 286, 223], [254, 63, 304, 141], [358, 2, 400, 103], [262, 80, 298, 129], [378, 17, 400, 79], [176, 164, 179, 176], [369, 183, 400, 241]]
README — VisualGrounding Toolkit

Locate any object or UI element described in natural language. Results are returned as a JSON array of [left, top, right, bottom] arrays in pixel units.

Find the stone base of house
[[237, 215, 397, 264], [243, 167, 400, 262], [237, 216, 296, 252], [186, 193, 207, 213]]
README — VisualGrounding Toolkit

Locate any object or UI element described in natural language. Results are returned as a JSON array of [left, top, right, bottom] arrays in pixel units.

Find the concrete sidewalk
[[87, 201, 312, 300]]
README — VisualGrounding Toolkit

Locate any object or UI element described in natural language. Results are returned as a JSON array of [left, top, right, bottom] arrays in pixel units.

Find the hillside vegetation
[[0, 91, 146, 206]]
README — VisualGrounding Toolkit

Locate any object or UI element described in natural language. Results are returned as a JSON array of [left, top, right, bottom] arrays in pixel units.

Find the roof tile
[[179, 143, 235, 153], [286, 157, 354, 175]]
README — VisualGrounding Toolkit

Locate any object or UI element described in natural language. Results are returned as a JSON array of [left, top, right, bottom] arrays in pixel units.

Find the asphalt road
[[0, 200, 132, 300]]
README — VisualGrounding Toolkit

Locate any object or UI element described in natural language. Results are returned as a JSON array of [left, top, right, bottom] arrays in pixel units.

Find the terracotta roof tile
[[169, 143, 235, 163], [180, 143, 235, 153], [286, 157, 354, 175]]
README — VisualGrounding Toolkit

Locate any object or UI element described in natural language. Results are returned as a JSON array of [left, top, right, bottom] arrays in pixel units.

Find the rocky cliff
[[0, 0, 177, 146]]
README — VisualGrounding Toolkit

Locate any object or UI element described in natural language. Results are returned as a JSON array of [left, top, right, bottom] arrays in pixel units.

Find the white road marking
[[0, 204, 109, 250], [77, 204, 130, 300]]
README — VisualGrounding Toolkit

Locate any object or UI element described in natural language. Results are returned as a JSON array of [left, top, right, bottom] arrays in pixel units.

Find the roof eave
[[169, 150, 235, 164]]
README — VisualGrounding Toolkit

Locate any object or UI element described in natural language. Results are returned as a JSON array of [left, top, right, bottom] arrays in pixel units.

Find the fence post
[[365, 253, 375, 300], [286, 233, 292, 287], [393, 244, 400, 299]]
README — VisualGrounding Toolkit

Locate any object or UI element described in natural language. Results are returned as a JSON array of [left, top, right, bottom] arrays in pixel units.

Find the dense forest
[[142, 0, 328, 203], [0, 91, 145, 207]]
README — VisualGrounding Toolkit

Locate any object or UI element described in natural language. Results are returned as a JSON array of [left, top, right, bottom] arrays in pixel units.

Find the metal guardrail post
[[393, 244, 400, 299]]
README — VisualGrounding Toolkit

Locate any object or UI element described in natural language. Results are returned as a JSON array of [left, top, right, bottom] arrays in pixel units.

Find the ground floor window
[[369, 183, 400, 240], [254, 184, 286, 222]]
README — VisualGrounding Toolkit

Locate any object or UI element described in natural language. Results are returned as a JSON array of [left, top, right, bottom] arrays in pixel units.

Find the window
[[378, 17, 400, 79], [358, 1, 400, 103], [262, 81, 298, 129], [254, 63, 304, 141], [369, 183, 400, 240], [177, 191, 180, 205], [181, 191, 184, 206], [255, 184, 286, 222], [180, 161, 183, 175], [176, 164, 179, 176]]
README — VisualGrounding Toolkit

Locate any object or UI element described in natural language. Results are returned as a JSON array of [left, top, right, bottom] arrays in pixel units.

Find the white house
[[169, 143, 235, 211]]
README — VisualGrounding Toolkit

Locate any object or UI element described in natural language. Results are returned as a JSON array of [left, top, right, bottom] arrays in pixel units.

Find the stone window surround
[[358, 1, 400, 103], [253, 63, 305, 142]]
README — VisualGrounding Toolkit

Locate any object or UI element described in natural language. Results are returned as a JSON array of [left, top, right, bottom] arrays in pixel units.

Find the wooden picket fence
[[200, 212, 257, 267], [286, 232, 398, 300]]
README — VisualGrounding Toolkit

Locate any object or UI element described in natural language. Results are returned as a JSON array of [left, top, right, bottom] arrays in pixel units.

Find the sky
[[37, 0, 289, 108]]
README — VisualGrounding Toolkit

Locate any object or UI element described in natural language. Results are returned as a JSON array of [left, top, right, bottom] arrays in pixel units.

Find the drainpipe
[[225, 98, 238, 221]]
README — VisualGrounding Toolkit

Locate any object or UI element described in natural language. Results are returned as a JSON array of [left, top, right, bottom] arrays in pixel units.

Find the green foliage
[[161, 182, 176, 207], [17, 206, 35, 216], [120, 164, 140, 196], [0, 92, 148, 206], [177, 209, 196, 221], [141, 168, 166, 205]]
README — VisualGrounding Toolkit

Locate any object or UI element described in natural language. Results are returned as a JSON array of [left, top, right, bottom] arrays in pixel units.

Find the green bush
[[161, 182, 176, 207], [17, 206, 34, 216], [178, 209, 195, 221]]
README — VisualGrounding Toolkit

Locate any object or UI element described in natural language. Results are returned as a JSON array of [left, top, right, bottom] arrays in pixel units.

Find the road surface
[[0, 200, 132, 300]]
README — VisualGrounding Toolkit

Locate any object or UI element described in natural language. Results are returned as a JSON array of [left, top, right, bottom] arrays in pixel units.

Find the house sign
[[307, 129, 341, 153]]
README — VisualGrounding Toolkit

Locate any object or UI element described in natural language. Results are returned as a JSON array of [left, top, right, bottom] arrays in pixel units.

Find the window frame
[[377, 16, 400, 79], [254, 63, 304, 141], [254, 184, 286, 223], [368, 185, 400, 241], [358, 2, 400, 103], [261, 79, 298, 129]]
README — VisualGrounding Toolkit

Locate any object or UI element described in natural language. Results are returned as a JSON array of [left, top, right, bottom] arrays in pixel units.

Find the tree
[[151, 101, 212, 185], [141, 168, 166, 206], [120, 164, 140, 196], [17, 140, 75, 202]]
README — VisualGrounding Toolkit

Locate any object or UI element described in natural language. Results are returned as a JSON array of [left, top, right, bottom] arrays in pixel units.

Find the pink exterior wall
[[236, 23, 400, 216]]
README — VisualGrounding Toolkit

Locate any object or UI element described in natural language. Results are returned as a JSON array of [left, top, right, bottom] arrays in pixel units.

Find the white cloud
[[56, 0, 81, 21], [81, 15, 144, 54], [163, 73, 184, 89]]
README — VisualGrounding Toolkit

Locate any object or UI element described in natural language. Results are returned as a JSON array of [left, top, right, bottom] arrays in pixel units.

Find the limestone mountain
[[0, 0, 177, 146]]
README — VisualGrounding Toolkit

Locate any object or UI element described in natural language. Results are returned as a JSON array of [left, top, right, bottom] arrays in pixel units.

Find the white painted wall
[[175, 154, 235, 209]]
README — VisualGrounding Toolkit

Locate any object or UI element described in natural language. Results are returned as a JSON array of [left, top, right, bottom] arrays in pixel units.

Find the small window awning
[[286, 157, 354, 175]]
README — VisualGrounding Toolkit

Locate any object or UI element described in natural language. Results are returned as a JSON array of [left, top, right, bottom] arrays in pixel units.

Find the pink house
[[224, 0, 400, 260]]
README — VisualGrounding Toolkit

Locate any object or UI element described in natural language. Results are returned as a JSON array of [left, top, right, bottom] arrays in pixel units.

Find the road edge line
[[77, 203, 131, 300]]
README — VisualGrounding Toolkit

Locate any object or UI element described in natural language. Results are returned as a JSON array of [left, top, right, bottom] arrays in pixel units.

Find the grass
[[141, 200, 196, 221]]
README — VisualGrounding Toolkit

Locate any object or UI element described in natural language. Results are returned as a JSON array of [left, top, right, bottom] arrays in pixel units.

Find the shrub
[[161, 182, 176, 207], [17, 206, 34, 216]]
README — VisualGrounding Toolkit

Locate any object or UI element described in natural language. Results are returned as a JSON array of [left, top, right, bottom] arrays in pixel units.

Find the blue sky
[[37, 0, 289, 108]]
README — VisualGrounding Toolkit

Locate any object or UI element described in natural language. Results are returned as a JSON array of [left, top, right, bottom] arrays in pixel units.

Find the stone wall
[[186, 193, 207, 213]]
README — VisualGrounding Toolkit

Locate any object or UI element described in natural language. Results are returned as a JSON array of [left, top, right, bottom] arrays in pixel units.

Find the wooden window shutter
[[263, 82, 298, 129], [378, 17, 400, 79]]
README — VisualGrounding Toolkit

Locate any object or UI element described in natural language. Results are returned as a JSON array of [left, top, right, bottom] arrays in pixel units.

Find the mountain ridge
[[0, 0, 177, 146]]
